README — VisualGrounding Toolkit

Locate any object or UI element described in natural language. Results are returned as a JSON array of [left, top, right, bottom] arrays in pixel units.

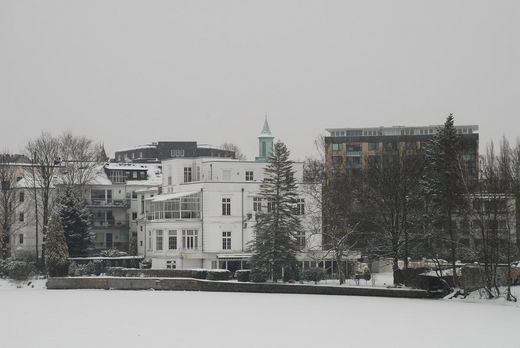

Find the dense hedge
[[104, 267, 230, 280], [236, 270, 250, 282], [301, 268, 326, 284]]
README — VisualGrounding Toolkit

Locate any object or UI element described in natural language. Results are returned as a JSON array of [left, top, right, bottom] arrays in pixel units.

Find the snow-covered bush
[[236, 270, 250, 282], [191, 269, 208, 279], [100, 249, 127, 257], [301, 268, 326, 284], [250, 268, 268, 283], [6, 260, 36, 280], [139, 259, 152, 269], [206, 269, 231, 281], [0, 258, 8, 277]]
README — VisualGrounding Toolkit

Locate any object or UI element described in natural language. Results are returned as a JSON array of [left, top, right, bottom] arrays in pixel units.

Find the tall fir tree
[[55, 186, 93, 257], [250, 141, 302, 282], [422, 113, 465, 285], [45, 213, 69, 276]]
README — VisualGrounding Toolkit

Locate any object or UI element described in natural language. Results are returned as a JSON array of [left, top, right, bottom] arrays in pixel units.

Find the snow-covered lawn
[[1, 279, 518, 348]]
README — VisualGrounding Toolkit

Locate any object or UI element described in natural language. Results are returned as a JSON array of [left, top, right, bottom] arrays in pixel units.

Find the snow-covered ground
[[1, 278, 518, 348]]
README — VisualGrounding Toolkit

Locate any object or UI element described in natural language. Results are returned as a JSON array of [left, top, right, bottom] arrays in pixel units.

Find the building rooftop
[[326, 125, 479, 137]]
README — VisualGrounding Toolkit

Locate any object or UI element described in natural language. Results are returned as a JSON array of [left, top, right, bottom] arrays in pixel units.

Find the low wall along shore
[[46, 277, 443, 299]]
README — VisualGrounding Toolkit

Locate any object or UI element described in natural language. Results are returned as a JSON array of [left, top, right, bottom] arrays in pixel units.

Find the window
[[267, 198, 275, 213], [166, 260, 176, 269], [332, 156, 343, 164], [368, 142, 378, 151], [168, 230, 177, 250], [253, 197, 262, 212], [182, 230, 198, 249], [332, 143, 342, 151], [171, 149, 185, 158], [296, 199, 305, 215], [168, 176, 172, 185], [19, 191, 24, 203], [346, 145, 361, 152], [222, 231, 231, 250], [148, 231, 152, 251], [245, 171, 254, 181], [132, 171, 138, 179], [297, 231, 306, 249], [156, 230, 163, 250], [141, 196, 145, 214], [132, 191, 137, 199], [406, 141, 417, 150], [19, 234, 23, 244], [222, 198, 231, 216], [184, 167, 192, 182], [132, 212, 137, 220], [346, 157, 361, 168], [19, 213, 24, 222]]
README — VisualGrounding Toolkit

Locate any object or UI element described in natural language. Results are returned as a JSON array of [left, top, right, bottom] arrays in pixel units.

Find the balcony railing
[[92, 219, 130, 229], [87, 199, 130, 209]]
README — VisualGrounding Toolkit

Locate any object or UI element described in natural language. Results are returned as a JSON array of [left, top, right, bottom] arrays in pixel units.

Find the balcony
[[92, 219, 130, 229], [87, 199, 130, 209]]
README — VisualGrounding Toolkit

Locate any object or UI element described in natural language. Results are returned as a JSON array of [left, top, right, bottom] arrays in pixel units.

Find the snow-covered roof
[[104, 163, 149, 171], [125, 163, 162, 186], [149, 191, 199, 202], [115, 145, 156, 153]]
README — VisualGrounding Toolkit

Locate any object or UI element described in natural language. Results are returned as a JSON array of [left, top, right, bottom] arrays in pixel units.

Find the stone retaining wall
[[46, 277, 443, 299]]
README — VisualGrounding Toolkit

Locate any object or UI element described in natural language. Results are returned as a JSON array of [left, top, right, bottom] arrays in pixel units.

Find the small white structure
[[137, 120, 322, 271]]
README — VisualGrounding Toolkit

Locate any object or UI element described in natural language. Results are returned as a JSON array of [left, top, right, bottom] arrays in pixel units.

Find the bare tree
[[59, 132, 102, 190], [221, 142, 247, 160], [303, 136, 360, 285], [0, 153, 26, 259], [362, 151, 423, 285], [26, 133, 61, 263]]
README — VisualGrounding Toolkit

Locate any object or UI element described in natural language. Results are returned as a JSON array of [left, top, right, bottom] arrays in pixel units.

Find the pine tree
[[45, 213, 69, 277], [250, 141, 301, 282], [422, 113, 465, 286], [55, 186, 93, 257]]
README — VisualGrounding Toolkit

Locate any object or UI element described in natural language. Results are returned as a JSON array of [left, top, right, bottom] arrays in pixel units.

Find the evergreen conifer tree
[[250, 141, 302, 282], [422, 113, 465, 285], [55, 186, 93, 257], [45, 213, 69, 276]]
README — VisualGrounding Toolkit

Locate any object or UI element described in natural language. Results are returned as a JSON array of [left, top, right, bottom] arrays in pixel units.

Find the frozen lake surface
[[1, 279, 518, 348]]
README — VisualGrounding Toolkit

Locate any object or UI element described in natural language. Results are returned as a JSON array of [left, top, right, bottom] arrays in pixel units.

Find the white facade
[[137, 157, 321, 271]]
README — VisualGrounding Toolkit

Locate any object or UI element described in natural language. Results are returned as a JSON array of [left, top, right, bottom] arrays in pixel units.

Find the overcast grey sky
[[1, 0, 519, 161]]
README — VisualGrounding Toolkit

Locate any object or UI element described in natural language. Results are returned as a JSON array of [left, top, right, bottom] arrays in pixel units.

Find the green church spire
[[256, 115, 274, 162]]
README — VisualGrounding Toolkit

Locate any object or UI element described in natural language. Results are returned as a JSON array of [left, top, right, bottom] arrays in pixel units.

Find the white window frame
[[245, 171, 254, 181], [168, 230, 177, 250], [182, 230, 198, 250], [222, 231, 231, 250], [222, 198, 231, 216], [156, 230, 163, 251]]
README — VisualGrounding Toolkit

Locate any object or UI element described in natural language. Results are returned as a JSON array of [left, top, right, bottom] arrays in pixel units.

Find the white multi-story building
[[136, 120, 322, 271]]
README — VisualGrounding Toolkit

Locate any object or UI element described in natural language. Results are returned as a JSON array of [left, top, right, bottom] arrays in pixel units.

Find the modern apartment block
[[325, 124, 479, 179], [115, 141, 235, 163]]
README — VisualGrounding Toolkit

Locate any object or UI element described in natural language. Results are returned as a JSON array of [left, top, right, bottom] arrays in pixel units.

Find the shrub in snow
[[45, 213, 70, 277], [100, 249, 127, 258], [0, 258, 8, 277], [191, 269, 208, 279], [139, 259, 152, 269], [363, 269, 371, 281], [236, 270, 250, 282], [105, 267, 126, 277], [301, 268, 326, 284], [6, 260, 36, 280], [250, 268, 268, 283], [206, 270, 231, 281]]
